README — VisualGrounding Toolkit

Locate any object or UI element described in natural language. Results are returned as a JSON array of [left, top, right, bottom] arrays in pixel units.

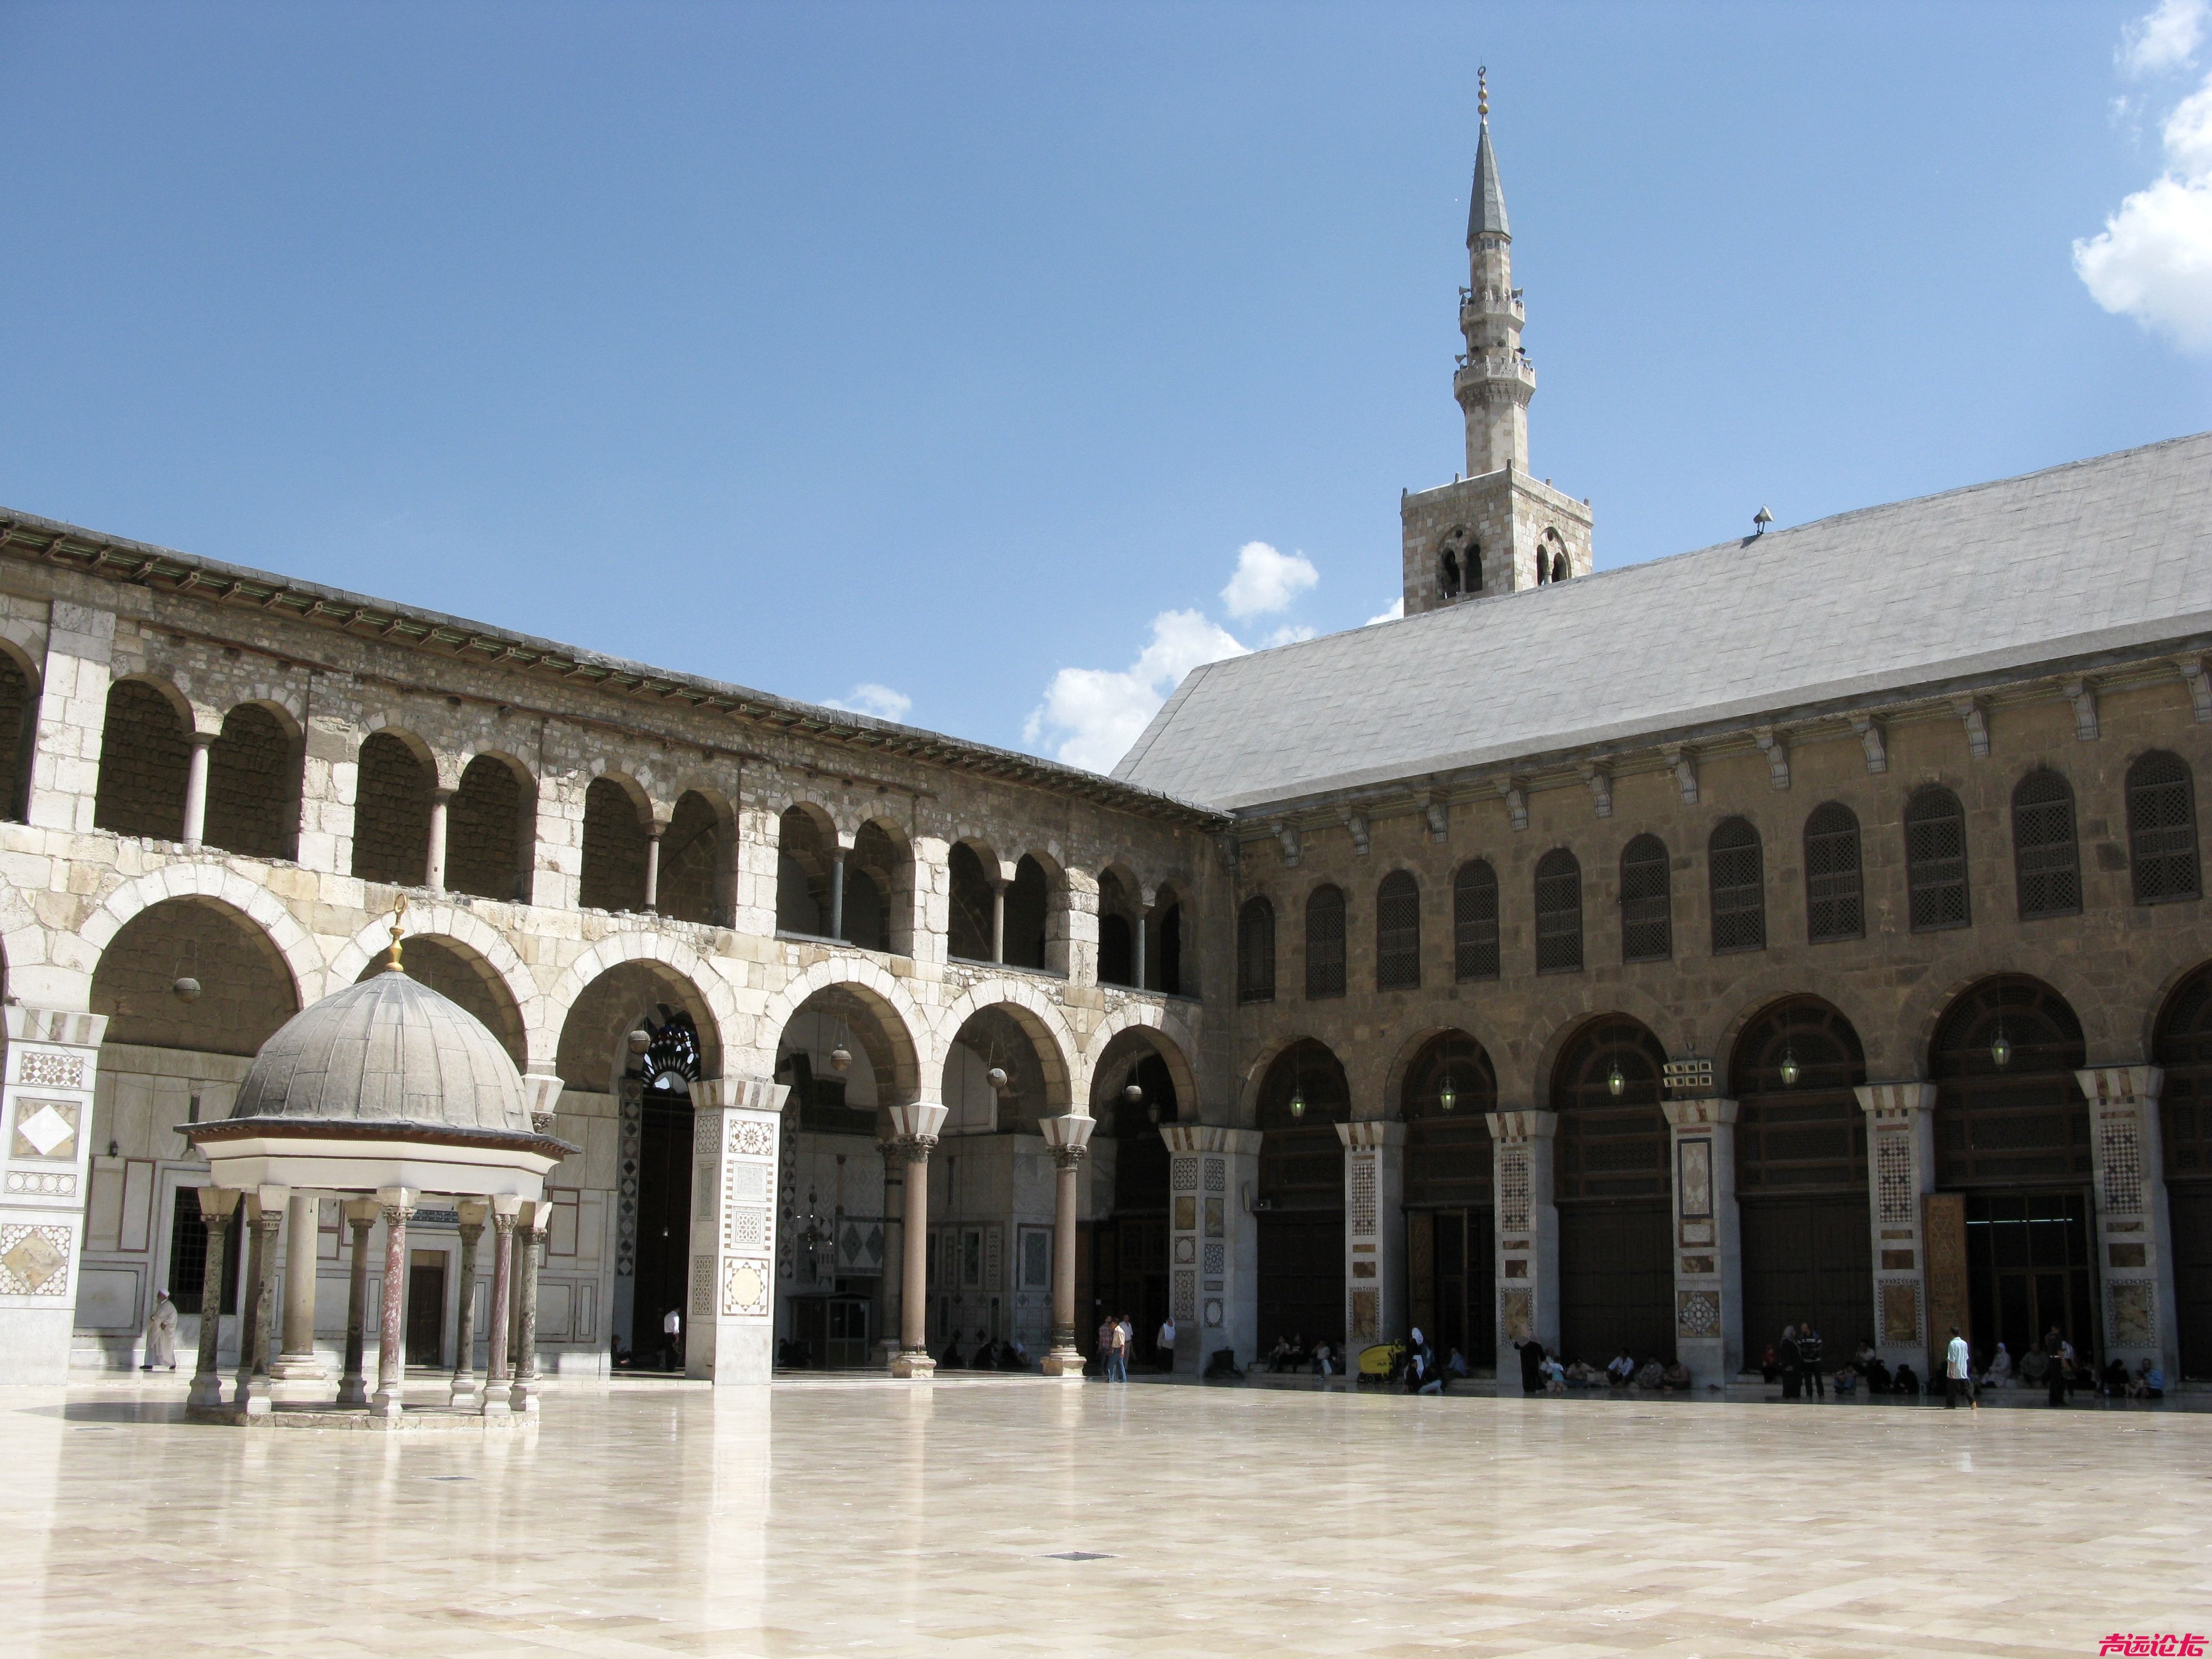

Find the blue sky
[[3, 2, 2209, 771]]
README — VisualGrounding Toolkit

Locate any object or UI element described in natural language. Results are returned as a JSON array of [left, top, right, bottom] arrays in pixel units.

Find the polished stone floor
[[7, 1374, 2209, 1657]]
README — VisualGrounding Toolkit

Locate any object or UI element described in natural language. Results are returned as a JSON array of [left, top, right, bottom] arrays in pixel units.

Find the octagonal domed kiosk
[[184, 932, 573, 1426]]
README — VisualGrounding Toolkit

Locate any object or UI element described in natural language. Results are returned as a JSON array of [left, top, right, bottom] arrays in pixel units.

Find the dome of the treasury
[[228, 964, 533, 1140]]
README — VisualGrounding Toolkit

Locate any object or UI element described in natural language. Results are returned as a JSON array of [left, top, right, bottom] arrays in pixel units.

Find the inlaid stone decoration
[[2110, 1281, 2155, 1347], [1677, 1137, 1712, 1219], [733, 1120, 775, 1159], [1204, 1243, 1224, 1275], [16, 1053, 83, 1091], [1499, 1147, 1531, 1232], [1876, 1132, 1914, 1225], [1203, 1298, 1223, 1328], [1203, 1197, 1224, 1238], [1350, 1288, 1379, 1344], [9, 1099, 78, 1162], [1173, 1195, 1196, 1232], [0, 1223, 72, 1295], [1501, 1287, 1532, 1341], [1203, 1158, 1224, 1194], [2, 1170, 74, 1196], [1677, 1289, 1719, 1337], [690, 1256, 714, 1318], [1173, 1235, 1195, 1264], [1172, 1157, 1198, 1192], [1173, 1269, 1196, 1321], [1880, 1279, 1921, 1345], [721, 1258, 769, 1317], [2100, 1120, 2145, 1214], [1349, 1155, 1377, 1235], [724, 1206, 770, 1252]]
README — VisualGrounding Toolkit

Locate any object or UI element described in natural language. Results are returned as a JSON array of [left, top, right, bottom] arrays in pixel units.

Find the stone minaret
[[1400, 71, 1594, 618]]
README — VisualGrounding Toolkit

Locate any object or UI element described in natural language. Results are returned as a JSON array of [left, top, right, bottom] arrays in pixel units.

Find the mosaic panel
[[9, 1099, 77, 1162], [2100, 1119, 2146, 1214], [731, 1119, 776, 1158], [723, 1204, 770, 1253], [1204, 1159, 1225, 1194], [690, 1255, 714, 1317], [0, 1223, 71, 1296], [1875, 1131, 1914, 1225], [1677, 1290, 1720, 1338], [17, 1053, 83, 1090], [1172, 1157, 1198, 1193], [2110, 1280, 2156, 1347], [1498, 1147, 1531, 1233], [1173, 1269, 1196, 1322], [692, 1111, 721, 1154], [1348, 1155, 1377, 1236], [721, 1257, 771, 1317], [1203, 1243, 1224, 1275]]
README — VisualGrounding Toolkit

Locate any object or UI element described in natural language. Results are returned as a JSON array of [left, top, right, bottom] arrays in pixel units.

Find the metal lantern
[[828, 1047, 853, 1073], [1122, 1083, 1144, 1104], [1991, 1023, 2012, 1069], [170, 976, 201, 1005], [1438, 1078, 1458, 1113], [1607, 1065, 1626, 1098], [627, 1028, 653, 1055], [1289, 1088, 1307, 1120], [986, 1066, 1010, 1093], [1778, 1047, 1801, 1088]]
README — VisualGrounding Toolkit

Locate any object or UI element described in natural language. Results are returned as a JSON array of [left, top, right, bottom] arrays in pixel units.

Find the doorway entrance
[[632, 1085, 696, 1368], [406, 1249, 446, 1366], [790, 1295, 874, 1368], [1963, 1191, 2099, 1365], [1090, 1216, 1169, 1369], [1406, 1207, 1495, 1369]]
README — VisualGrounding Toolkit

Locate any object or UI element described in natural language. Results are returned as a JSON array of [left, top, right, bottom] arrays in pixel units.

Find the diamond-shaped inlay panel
[[0, 1224, 71, 1296], [11, 1101, 76, 1161], [17, 1053, 83, 1090]]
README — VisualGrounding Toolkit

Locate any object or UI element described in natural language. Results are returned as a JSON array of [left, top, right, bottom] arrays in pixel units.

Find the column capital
[[886, 1101, 948, 1143], [195, 1186, 242, 1220], [2, 1005, 107, 1049], [1854, 1081, 1937, 1119], [342, 1196, 381, 1227], [1661, 1097, 1739, 1129], [1484, 1108, 1557, 1142], [1159, 1123, 1263, 1157], [455, 1197, 489, 1233], [1039, 1112, 1095, 1157], [2078, 1065, 2162, 1105], [1337, 1119, 1406, 1149], [520, 1073, 564, 1133], [693, 1075, 790, 1114]]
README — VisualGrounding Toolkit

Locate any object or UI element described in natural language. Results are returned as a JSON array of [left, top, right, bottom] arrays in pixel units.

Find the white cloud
[[2075, 54, 2212, 351], [2124, 0, 2207, 74], [1218, 540, 1318, 619], [1024, 608, 1248, 773], [822, 682, 912, 721], [1364, 598, 1405, 626], [1261, 624, 1316, 648]]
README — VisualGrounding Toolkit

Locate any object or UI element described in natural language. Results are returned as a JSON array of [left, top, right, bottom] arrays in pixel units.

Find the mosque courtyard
[[4, 1375, 2205, 1657]]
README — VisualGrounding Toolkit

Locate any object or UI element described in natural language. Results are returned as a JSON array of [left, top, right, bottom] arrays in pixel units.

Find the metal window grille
[[1453, 860, 1499, 981], [1305, 885, 1347, 999], [1619, 834, 1671, 962], [1708, 818, 1766, 953], [2128, 751, 2201, 904], [165, 1190, 239, 1317], [1237, 898, 1275, 1003], [1375, 872, 1421, 989], [1905, 787, 1970, 931], [1804, 802, 1864, 942], [1534, 849, 1583, 974], [2011, 769, 2081, 920]]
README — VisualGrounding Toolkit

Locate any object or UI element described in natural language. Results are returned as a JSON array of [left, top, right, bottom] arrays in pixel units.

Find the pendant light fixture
[[1990, 1017, 2012, 1070], [1778, 1046, 1801, 1088], [1607, 1063, 1626, 1098]]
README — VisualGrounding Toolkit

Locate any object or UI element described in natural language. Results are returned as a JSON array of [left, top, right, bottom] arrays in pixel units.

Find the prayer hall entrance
[[1929, 977, 2097, 1370], [2155, 961, 2212, 1378], [1553, 1018, 1674, 1368], [624, 1011, 705, 1368], [1256, 1040, 1348, 1357], [1088, 1048, 1178, 1371], [1402, 1031, 1496, 1371]]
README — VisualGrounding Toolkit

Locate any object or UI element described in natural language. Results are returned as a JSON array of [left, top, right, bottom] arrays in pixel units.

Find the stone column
[[425, 788, 453, 893], [369, 1187, 416, 1418], [644, 821, 666, 913], [1855, 1082, 1938, 1378], [829, 846, 846, 941], [1038, 1113, 1095, 1378], [448, 1200, 486, 1407], [483, 1196, 518, 1416], [233, 1186, 286, 1417], [186, 1187, 240, 1408], [25, 601, 114, 837], [1160, 1124, 1264, 1374], [888, 1101, 948, 1378], [877, 1140, 905, 1366], [1485, 1110, 1561, 1371], [2078, 1065, 2180, 1385], [1338, 1121, 1406, 1355], [337, 1197, 379, 1407], [1662, 1098, 1741, 1385], [687, 1077, 791, 1384], [510, 1198, 549, 1413], [1133, 904, 1149, 991], [0, 1006, 109, 1384], [269, 1191, 326, 1395], [988, 877, 1006, 963], [180, 732, 216, 848]]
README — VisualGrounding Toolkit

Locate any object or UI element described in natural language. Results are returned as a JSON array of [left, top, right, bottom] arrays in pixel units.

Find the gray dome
[[232, 967, 530, 1136]]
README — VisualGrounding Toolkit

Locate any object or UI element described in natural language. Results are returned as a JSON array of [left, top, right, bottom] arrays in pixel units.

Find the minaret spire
[[1454, 69, 1532, 477]]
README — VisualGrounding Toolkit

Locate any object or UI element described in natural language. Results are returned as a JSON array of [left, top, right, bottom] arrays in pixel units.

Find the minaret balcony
[[1458, 289, 1525, 328], [1452, 352, 1537, 394]]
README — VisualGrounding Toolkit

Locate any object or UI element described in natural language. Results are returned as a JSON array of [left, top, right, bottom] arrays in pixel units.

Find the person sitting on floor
[[1001, 1339, 1030, 1372], [1980, 1343, 2012, 1389], [1892, 1362, 1920, 1396], [1833, 1360, 1860, 1395], [1607, 1348, 1636, 1388], [1635, 1357, 1666, 1390], [2101, 1357, 2131, 1396], [1266, 1336, 1293, 1373], [1564, 1358, 1603, 1387], [1445, 1347, 1471, 1378], [2128, 1359, 2166, 1400], [2018, 1345, 2049, 1389], [937, 1335, 964, 1370], [1660, 1358, 1693, 1391], [1311, 1342, 1335, 1378]]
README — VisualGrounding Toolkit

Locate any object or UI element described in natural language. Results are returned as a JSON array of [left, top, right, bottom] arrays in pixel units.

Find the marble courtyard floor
[[4, 1375, 2208, 1657]]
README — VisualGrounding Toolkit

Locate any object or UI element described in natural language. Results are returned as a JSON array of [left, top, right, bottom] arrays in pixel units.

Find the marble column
[[988, 877, 1005, 963], [180, 732, 215, 848], [425, 787, 452, 893], [828, 846, 845, 941], [644, 822, 666, 913], [888, 1101, 948, 1379], [269, 1191, 326, 1394], [1338, 1120, 1406, 1355], [2079, 1065, 2180, 1385], [1160, 1124, 1263, 1373], [233, 1186, 286, 1417], [369, 1186, 416, 1419], [0, 1006, 109, 1385], [449, 1200, 487, 1407], [1485, 1110, 1561, 1370], [185, 1187, 239, 1408], [483, 1197, 518, 1417], [687, 1076, 791, 1384], [510, 1198, 549, 1413], [1662, 1098, 1741, 1385], [1855, 1082, 1937, 1378], [337, 1197, 379, 1407], [877, 1140, 905, 1367], [1038, 1113, 1094, 1378]]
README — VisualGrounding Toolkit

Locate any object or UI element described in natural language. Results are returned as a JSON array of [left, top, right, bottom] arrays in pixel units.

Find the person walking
[[662, 1306, 684, 1371], [2043, 1327, 2068, 1408], [142, 1288, 179, 1371], [1107, 1312, 1130, 1383], [1944, 1324, 1976, 1410], [1778, 1324, 1803, 1400], [1156, 1314, 1177, 1374], [1798, 1319, 1825, 1400], [1096, 1313, 1117, 1379]]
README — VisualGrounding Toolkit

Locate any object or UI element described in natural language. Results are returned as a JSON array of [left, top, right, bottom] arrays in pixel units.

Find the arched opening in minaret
[[1439, 547, 1460, 599]]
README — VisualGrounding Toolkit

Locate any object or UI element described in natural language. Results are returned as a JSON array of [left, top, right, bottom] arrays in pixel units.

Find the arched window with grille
[[1237, 896, 1276, 1004], [1804, 802, 1864, 942], [1305, 884, 1346, 999], [2128, 750, 2201, 904], [1375, 870, 1421, 989], [2011, 769, 2081, 920], [1534, 848, 1582, 974], [1619, 834, 1670, 962], [1905, 785, 1970, 931], [1453, 859, 1499, 981], [1709, 817, 1766, 953]]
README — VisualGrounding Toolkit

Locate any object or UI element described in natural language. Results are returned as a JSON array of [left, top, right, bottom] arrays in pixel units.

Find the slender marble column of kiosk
[[450, 1200, 487, 1407], [1039, 1112, 1095, 1378], [186, 1188, 238, 1408], [482, 1196, 519, 1415], [369, 1187, 416, 1418], [337, 1197, 379, 1407], [886, 1103, 947, 1378]]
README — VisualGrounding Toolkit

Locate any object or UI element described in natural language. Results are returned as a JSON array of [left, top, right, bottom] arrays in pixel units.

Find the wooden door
[[2169, 1183, 2212, 1377], [1739, 1194, 1875, 1365], [1557, 1199, 1671, 1366], [405, 1250, 446, 1367]]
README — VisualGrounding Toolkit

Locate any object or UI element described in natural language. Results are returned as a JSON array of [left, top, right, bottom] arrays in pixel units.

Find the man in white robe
[[143, 1290, 179, 1371]]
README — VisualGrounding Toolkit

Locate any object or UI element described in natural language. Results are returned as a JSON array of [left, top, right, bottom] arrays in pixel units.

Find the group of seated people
[[1261, 1333, 1342, 1376], [935, 1332, 1033, 1371], [1757, 1333, 2167, 1402], [1516, 1340, 1692, 1394]]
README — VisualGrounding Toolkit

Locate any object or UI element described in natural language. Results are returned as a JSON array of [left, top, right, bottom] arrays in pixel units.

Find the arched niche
[[93, 678, 191, 841], [204, 702, 301, 861], [1549, 1014, 1672, 1368], [1398, 1028, 1496, 1371], [90, 896, 300, 1057], [1253, 1037, 1348, 1355], [580, 775, 651, 914], [447, 753, 535, 904]]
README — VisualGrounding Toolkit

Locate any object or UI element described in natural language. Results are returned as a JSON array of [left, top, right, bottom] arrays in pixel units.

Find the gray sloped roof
[[1113, 432, 2212, 812], [1468, 118, 1509, 242]]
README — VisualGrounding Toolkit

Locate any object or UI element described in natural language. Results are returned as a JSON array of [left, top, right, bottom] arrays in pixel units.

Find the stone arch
[[772, 978, 925, 1140], [81, 865, 325, 1008], [90, 893, 302, 1057], [447, 749, 536, 905], [580, 773, 653, 914], [542, 933, 735, 1080], [93, 674, 194, 841], [327, 903, 537, 1065], [1085, 1004, 1201, 1110], [1378, 1019, 1500, 1119], [1000, 849, 1061, 973], [658, 787, 733, 928], [1699, 964, 1883, 1081], [759, 958, 928, 1105], [1896, 953, 2113, 1079], [0, 637, 37, 824], [204, 699, 302, 862], [1514, 982, 1683, 1115], [935, 984, 1076, 1133], [842, 814, 914, 954], [776, 801, 842, 938], [1150, 875, 1196, 997], [1928, 973, 2090, 1192], [351, 726, 436, 886]]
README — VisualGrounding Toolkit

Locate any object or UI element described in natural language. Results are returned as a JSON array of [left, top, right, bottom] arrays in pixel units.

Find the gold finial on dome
[[385, 894, 408, 975], [1478, 65, 1488, 119]]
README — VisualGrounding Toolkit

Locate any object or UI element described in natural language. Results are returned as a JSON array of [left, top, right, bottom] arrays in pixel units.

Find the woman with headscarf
[[1405, 1328, 1442, 1395]]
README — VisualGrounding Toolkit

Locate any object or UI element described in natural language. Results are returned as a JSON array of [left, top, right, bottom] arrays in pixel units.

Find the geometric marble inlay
[[2100, 1119, 2146, 1215], [1677, 1289, 1720, 1337], [1348, 1155, 1377, 1236], [1876, 1131, 1914, 1225], [0, 1223, 71, 1295], [1172, 1157, 1198, 1193], [17, 1053, 84, 1090], [3, 1169, 76, 1196], [11, 1100, 77, 1161], [1499, 1147, 1531, 1233], [1204, 1159, 1225, 1194], [721, 1257, 770, 1317]]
